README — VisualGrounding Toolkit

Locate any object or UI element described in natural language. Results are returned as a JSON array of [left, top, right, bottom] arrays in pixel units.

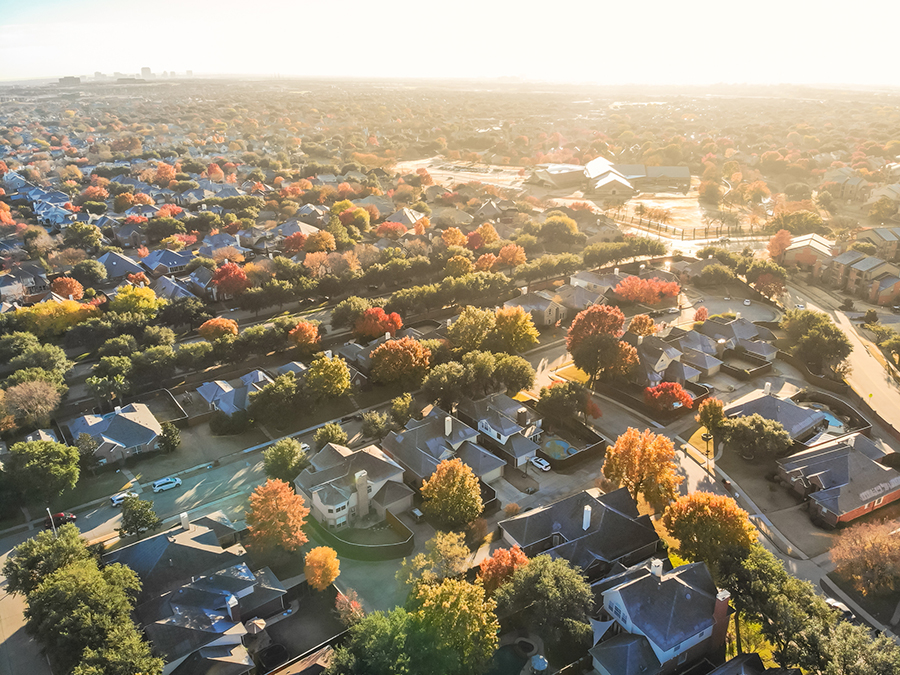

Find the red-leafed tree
[[126, 272, 149, 286], [207, 163, 225, 182], [694, 306, 709, 322], [212, 262, 250, 297], [478, 545, 529, 595], [466, 231, 483, 250], [566, 304, 625, 353], [370, 336, 431, 385], [767, 229, 793, 258], [375, 222, 407, 240], [155, 162, 175, 186], [50, 276, 83, 300], [124, 215, 148, 226], [475, 253, 497, 271], [199, 317, 239, 341], [353, 307, 403, 342], [644, 382, 693, 412], [753, 272, 785, 298], [613, 276, 680, 305], [283, 232, 308, 255], [288, 320, 320, 355]]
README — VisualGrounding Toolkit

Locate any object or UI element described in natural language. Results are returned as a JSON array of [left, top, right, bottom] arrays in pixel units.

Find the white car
[[300, 442, 311, 453], [530, 457, 551, 472], [723, 296, 731, 301], [796, 303, 805, 309], [668, 307, 680, 314], [110, 491, 138, 507], [743, 299, 751, 306], [151, 477, 182, 493]]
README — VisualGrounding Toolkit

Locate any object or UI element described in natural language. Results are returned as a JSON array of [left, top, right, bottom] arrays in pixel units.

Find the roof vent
[[764, 382, 772, 395], [650, 559, 663, 578], [582, 505, 592, 531]]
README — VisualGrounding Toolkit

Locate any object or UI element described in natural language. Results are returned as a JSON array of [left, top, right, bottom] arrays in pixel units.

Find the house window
[[677, 653, 687, 665], [328, 508, 334, 514], [367, 485, 373, 493]]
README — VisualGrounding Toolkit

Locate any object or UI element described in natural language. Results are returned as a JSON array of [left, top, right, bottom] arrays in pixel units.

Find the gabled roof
[[385, 208, 425, 227], [96, 250, 143, 277], [142, 248, 193, 271], [589, 633, 660, 675], [832, 250, 866, 266], [296, 444, 405, 500], [778, 433, 900, 516], [504, 291, 561, 314], [851, 256, 888, 273], [68, 403, 162, 449]]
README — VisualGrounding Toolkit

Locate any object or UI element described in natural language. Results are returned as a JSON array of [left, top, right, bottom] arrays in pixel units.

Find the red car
[[44, 512, 76, 529]]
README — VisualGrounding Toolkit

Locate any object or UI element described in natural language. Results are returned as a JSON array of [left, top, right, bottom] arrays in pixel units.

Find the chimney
[[180, 512, 190, 531], [516, 407, 528, 427], [637, 334, 644, 345], [355, 470, 369, 520], [69, 294, 74, 300], [650, 559, 664, 578], [324, 349, 333, 359], [735, 311, 741, 320], [444, 415, 453, 437], [384, 331, 391, 341], [226, 594, 240, 622], [114, 405, 122, 414], [613, 267, 619, 275], [711, 589, 731, 648], [764, 382, 772, 395], [582, 505, 592, 531]]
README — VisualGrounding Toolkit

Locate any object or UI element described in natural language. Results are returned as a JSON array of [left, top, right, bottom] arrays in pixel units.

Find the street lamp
[[701, 432, 714, 473], [46, 507, 57, 537]]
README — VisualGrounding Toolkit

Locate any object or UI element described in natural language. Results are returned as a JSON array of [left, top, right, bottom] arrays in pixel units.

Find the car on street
[[110, 491, 138, 507], [723, 296, 731, 301], [668, 307, 680, 314], [530, 457, 551, 472], [796, 303, 805, 309], [300, 442, 311, 452], [743, 299, 751, 306], [825, 598, 860, 625], [152, 476, 183, 493], [44, 512, 76, 529]]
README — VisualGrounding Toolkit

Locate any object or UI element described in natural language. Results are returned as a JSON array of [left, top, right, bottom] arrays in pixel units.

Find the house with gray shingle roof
[[590, 559, 731, 675], [196, 370, 273, 417], [96, 250, 144, 279], [503, 291, 566, 326], [142, 248, 194, 276], [295, 443, 413, 529], [457, 393, 542, 467], [67, 403, 162, 464], [726, 393, 827, 444]]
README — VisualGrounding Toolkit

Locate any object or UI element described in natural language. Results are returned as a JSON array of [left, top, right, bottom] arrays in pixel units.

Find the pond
[[487, 645, 527, 675]]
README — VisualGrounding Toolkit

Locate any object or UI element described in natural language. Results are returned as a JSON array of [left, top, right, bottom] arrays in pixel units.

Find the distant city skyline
[[2, 0, 900, 87]]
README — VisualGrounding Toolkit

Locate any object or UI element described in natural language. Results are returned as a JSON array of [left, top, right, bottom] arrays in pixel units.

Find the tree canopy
[[420, 458, 483, 529], [246, 479, 310, 553], [601, 428, 683, 511]]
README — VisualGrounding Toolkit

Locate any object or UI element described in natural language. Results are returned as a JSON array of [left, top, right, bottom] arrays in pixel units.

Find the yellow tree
[[246, 479, 310, 553], [441, 227, 466, 248], [627, 314, 657, 336], [602, 427, 683, 511], [108, 285, 164, 317], [304, 546, 340, 591], [421, 458, 483, 528], [492, 305, 539, 353]]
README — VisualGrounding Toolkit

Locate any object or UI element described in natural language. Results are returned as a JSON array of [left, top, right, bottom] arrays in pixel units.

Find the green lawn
[[47, 469, 139, 512], [827, 571, 900, 626]]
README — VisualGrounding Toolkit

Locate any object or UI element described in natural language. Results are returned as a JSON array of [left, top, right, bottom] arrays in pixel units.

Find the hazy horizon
[[3, 0, 900, 87]]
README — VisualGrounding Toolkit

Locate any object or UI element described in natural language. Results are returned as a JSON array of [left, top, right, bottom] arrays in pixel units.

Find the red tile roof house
[[776, 433, 900, 527]]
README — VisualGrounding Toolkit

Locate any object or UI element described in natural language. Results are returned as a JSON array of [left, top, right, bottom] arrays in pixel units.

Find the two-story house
[[67, 403, 163, 465], [852, 227, 900, 261], [142, 249, 194, 277], [381, 409, 506, 488], [590, 559, 731, 675], [780, 234, 835, 275], [503, 292, 566, 326], [621, 332, 694, 387], [294, 443, 414, 529], [457, 393, 542, 467], [845, 256, 899, 297], [826, 250, 866, 288], [0, 262, 50, 303]]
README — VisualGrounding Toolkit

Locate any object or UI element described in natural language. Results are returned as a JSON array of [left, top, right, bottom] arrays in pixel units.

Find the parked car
[[724, 296, 731, 301], [796, 303, 805, 309], [300, 442, 311, 453], [44, 512, 76, 529], [743, 299, 751, 306], [668, 307, 680, 314], [151, 477, 182, 493], [825, 598, 860, 625], [110, 491, 138, 507], [530, 457, 551, 472]]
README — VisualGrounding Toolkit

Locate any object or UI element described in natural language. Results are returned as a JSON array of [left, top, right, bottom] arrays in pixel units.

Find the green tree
[[448, 306, 496, 353], [868, 195, 897, 221], [391, 393, 415, 427], [117, 496, 163, 537], [571, 333, 638, 387], [327, 608, 413, 675], [696, 263, 737, 287], [9, 344, 73, 374], [420, 458, 483, 529], [249, 372, 303, 428], [0, 332, 40, 362], [493, 555, 593, 661], [72, 260, 108, 286], [157, 296, 212, 328], [490, 305, 539, 353], [70, 622, 164, 675], [314, 423, 348, 450], [63, 222, 102, 250], [331, 296, 374, 330], [422, 361, 466, 409], [3, 524, 93, 596], [662, 492, 758, 577], [723, 414, 792, 459], [263, 438, 309, 483], [536, 381, 587, 421], [399, 530, 471, 588], [6, 440, 80, 502], [493, 354, 536, 393], [305, 354, 352, 400], [362, 410, 392, 439], [158, 422, 180, 453]]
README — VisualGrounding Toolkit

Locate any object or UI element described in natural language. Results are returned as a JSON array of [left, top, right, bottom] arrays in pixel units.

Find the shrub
[[209, 410, 253, 435]]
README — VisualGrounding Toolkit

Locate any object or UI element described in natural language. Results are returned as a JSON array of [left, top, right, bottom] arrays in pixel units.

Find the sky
[[2, 0, 899, 86]]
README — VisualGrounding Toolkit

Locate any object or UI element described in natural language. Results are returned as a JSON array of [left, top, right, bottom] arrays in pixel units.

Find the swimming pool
[[543, 438, 580, 460], [487, 645, 527, 675], [800, 402, 848, 434]]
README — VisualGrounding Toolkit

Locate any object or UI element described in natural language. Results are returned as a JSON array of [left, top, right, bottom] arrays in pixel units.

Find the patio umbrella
[[245, 618, 267, 634]]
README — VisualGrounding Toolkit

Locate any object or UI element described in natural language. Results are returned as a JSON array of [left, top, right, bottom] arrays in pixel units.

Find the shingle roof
[[589, 633, 660, 675], [68, 403, 162, 450], [726, 394, 826, 439]]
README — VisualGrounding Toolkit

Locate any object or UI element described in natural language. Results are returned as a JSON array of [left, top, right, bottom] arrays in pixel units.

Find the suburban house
[[385, 207, 426, 227], [776, 433, 900, 527], [843, 256, 899, 298], [95, 250, 144, 279], [151, 276, 197, 301], [67, 403, 163, 464], [780, 233, 835, 274], [570, 269, 629, 297], [115, 221, 149, 247], [621, 332, 697, 387], [142, 249, 194, 276], [294, 443, 414, 530], [852, 226, 900, 261], [537, 283, 604, 316], [725, 394, 827, 446], [457, 393, 542, 467], [707, 653, 800, 675], [822, 167, 871, 202], [381, 409, 506, 488], [670, 257, 730, 283], [198, 232, 249, 258], [662, 327, 724, 378], [196, 370, 273, 417], [698, 316, 778, 362], [503, 291, 566, 326], [186, 265, 217, 300], [0, 262, 51, 302], [826, 250, 866, 288], [498, 489, 660, 580], [589, 559, 730, 675], [140, 563, 286, 675]]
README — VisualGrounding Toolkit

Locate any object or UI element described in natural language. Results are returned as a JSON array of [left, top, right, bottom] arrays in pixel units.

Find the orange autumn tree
[[627, 314, 657, 336], [497, 244, 526, 267], [475, 253, 497, 271], [212, 262, 250, 296], [304, 546, 341, 591], [767, 229, 792, 259], [566, 304, 625, 353], [289, 320, 320, 355], [198, 317, 239, 341], [50, 276, 84, 300], [246, 479, 310, 553], [602, 427, 683, 511], [441, 227, 467, 248], [613, 276, 680, 305], [370, 336, 431, 385], [694, 306, 709, 322], [283, 232, 308, 255], [353, 307, 402, 342], [155, 162, 175, 186], [478, 545, 529, 595], [126, 272, 149, 286]]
